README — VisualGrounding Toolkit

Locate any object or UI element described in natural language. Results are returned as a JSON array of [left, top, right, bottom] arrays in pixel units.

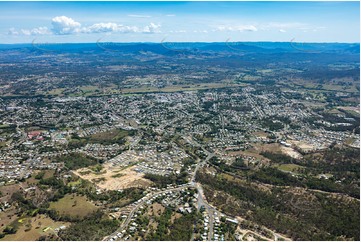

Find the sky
[[0, 1, 359, 43]]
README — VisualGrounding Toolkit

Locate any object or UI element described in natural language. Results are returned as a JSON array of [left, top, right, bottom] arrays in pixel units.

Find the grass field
[[26, 170, 55, 184], [49, 194, 97, 218], [0, 215, 69, 241], [42, 83, 246, 97], [338, 107, 360, 116], [121, 83, 246, 94], [67, 179, 82, 188], [79, 85, 99, 93], [274, 163, 305, 173], [89, 128, 129, 144], [290, 79, 359, 93], [47, 88, 65, 95]]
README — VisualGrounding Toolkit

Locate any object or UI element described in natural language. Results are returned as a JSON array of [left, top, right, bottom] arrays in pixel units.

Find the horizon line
[[0, 41, 360, 45]]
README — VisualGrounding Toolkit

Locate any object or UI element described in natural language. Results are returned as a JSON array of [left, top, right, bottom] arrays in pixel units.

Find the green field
[[67, 179, 82, 188], [119, 83, 246, 94], [47, 88, 65, 95], [274, 163, 305, 173], [0, 215, 68, 241], [52, 153, 98, 170], [49, 195, 97, 219], [0, 141, 7, 147], [43, 83, 246, 97], [89, 128, 131, 144]]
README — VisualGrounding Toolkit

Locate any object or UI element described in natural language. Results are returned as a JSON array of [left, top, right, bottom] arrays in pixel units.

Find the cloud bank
[[216, 25, 258, 32], [51, 16, 81, 34], [9, 16, 161, 36]]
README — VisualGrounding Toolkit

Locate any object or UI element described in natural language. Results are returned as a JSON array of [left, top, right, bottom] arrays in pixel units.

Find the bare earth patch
[[73, 163, 152, 190], [148, 203, 165, 217], [288, 140, 316, 152], [280, 146, 302, 159], [170, 212, 182, 223], [252, 143, 283, 153]]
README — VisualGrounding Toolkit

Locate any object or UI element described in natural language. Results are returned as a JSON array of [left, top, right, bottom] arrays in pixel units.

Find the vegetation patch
[[111, 173, 124, 178], [275, 163, 305, 173], [52, 153, 99, 170], [49, 194, 97, 219], [0, 214, 69, 241], [58, 210, 119, 241], [197, 169, 360, 241], [88, 128, 134, 145]]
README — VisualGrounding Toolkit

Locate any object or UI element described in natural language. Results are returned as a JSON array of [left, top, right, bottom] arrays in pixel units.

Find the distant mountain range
[[0, 42, 359, 54]]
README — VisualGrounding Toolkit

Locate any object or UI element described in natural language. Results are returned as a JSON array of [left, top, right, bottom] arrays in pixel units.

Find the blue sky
[[0, 1, 359, 43]]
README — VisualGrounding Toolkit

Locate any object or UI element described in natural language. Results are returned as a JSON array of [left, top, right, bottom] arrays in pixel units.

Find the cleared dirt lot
[[280, 146, 302, 159], [73, 163, 152, 190], [288, 140, 316, 152], [147, 203, 165, 217]]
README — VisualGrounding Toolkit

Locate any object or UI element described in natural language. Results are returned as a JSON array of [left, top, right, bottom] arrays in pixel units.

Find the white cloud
[[166, 14, 176, 17], [264, 22, 305, 29], [212, 22, 311, 34], [170, 30, 187, 33], [193, 30, 208, 33], [21, 27, 50, 36], [8, 28, 19, 35], [84, 23, 139, 33], [8, 27, 50, 36], [217, 25, 258, 32], [85, 23, 119, 33], [51, 16, 81, 34], [9, 16, 161, 36], [128, 14, 152, 18], [142, 23, 161, 33], [84, 22, 160, 34]]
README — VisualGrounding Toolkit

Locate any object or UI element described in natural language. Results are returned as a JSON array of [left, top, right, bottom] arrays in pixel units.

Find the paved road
[[186, 136, 215, 182], [128, 134, 141, 151], [196, 183, 215, 240], [12, 125, 27, 148], [183, 135, 217, 240]]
